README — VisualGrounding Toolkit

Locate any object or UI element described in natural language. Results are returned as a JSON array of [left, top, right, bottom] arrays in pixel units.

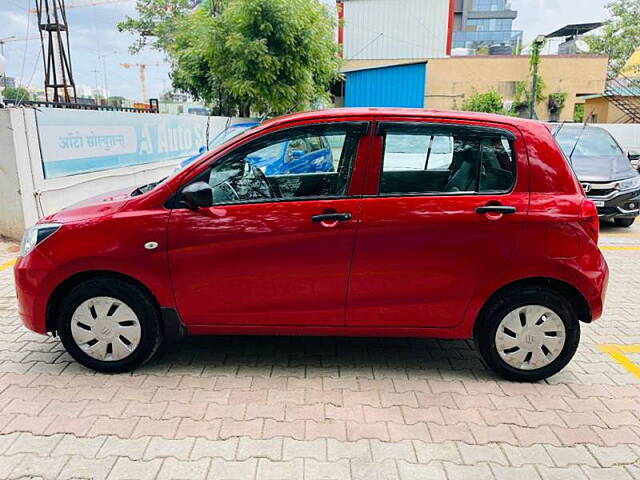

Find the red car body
[[15, 108, 608, 344]]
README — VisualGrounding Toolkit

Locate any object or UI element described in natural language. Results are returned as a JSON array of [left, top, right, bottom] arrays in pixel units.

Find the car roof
[[262, 108, 542, 130], [229, 122, 260, 127]]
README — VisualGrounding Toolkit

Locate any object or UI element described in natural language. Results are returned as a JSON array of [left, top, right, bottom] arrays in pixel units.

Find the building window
[[472, 0, 508, 12]]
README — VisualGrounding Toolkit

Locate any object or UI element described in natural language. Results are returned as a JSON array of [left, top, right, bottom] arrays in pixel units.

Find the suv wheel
[[57, 278, 162, 372], [476, 287, 580, 382], [614, 217, 635, 228]]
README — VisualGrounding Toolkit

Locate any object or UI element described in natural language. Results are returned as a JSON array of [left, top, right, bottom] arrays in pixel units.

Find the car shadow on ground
[[136, 334, 488, 381]]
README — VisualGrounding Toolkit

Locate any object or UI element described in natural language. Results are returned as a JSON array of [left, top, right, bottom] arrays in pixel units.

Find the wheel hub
[[70, 296, 142, 362], [494, 305, 566, 371]]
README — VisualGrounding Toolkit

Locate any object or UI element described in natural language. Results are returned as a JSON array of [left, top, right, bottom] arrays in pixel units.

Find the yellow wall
[[424, 55, 608, 121], [583, 96, 633, 123]]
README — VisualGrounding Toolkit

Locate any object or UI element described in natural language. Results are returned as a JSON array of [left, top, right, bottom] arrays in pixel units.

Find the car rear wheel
[[57, 278, 162, 372], [476, 287, 580, 382], [614, 217, 635, 227]]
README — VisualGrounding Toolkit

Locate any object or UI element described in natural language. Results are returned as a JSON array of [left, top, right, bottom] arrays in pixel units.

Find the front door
[[168, 122, 367, 327], [347, 121, 530, 328]]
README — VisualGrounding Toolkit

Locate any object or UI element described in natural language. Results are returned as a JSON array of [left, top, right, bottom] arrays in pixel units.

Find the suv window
[[379, 123, 516, 195], [197, 123, 366, 205]]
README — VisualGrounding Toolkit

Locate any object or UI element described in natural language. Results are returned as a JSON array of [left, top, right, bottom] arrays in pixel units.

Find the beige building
[[341, 55, 608, 122], [582, 95, 634, 123]]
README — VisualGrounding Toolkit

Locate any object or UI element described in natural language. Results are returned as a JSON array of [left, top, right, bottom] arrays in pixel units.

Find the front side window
[[379, 123, 516, 196], [193, 123, 366, 205]]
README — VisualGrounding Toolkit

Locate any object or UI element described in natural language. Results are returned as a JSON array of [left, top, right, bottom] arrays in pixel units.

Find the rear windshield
[[555, 127, 623, 157]]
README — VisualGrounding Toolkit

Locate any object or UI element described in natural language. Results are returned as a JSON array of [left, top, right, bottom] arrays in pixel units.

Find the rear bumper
[[589, 190, 640, 219]]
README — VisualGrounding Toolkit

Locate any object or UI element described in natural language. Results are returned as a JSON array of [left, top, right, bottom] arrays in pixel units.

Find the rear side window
[[379, 123, 516, 196]]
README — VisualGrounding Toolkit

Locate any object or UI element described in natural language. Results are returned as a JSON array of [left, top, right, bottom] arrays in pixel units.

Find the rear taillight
[[580, 199, 599, 244]]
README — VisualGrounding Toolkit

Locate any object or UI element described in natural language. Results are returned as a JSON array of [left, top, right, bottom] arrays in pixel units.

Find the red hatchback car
[[15, 109, 608, 381]]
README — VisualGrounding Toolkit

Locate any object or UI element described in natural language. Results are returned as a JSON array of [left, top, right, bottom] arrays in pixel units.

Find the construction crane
[[120, 63, 165, 103], [0, 35, 40, 56]]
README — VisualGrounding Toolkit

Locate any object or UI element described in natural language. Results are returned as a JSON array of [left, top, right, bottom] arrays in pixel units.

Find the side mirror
[[181, 181, 213, 209], [198, 145, 206, 154], [628, 150, 640, 169]]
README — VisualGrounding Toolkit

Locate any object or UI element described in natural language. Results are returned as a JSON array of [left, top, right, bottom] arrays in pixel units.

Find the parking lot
[[0, 223, 638, 480]]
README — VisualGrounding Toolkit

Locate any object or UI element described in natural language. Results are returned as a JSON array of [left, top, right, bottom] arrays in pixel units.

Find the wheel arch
[[46, 270, 161, 336], [473, 276, 592, 339]]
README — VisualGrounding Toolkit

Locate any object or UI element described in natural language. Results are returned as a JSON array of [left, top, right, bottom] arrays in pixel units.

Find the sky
[[0, 0, 610, 102]]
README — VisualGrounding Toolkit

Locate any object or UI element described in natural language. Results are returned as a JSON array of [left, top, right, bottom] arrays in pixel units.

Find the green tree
[[2, 86, 31, 101], [119, 0, 340, 116], [585, 0, 640, 76], [208, 0, 340, 115], [461, 89, 505, 114]]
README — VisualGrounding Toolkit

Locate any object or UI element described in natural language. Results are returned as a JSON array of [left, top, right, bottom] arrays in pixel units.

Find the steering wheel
[[251, 163, 281, 199], [220, 180, 240, 201]]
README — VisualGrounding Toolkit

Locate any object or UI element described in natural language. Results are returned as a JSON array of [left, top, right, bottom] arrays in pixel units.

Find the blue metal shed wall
[[345, 63, 426, 108]]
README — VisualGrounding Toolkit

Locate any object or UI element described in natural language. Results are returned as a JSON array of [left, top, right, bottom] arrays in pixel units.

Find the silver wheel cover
[[494, 305, 566, 371], [70, 296, 142, 362]]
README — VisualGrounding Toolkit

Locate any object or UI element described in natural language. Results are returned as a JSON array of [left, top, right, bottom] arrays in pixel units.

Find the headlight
[[616, 175, 640, 191], [19, 223, 61, 257]]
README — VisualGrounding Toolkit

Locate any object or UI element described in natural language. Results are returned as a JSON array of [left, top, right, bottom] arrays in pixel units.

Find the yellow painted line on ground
[[600, 245, 640, 251], [600, 344, 640, 379], [0, 258, 16, 272]]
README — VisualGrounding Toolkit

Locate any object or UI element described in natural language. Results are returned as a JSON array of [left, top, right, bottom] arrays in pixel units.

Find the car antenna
[[568, 109, 595, 160], [552, 120, 566, 138]]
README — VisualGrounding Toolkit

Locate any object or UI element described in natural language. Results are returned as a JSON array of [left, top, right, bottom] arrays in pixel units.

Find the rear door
[[347, 120, 530, 328]]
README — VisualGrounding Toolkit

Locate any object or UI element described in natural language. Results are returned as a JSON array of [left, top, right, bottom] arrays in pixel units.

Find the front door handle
[[476, 206, 517, 214], [312, 213, 352, 223]]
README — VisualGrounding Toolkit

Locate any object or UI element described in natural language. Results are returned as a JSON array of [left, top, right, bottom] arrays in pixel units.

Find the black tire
[[57, 277, 162, 373], [614, 217, 635, 228], [475, 286, 580, 382]]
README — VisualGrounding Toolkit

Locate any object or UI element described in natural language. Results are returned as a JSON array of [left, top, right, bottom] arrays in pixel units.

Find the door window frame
[[166, 121, 370, 209], [374, 121, 519, 198]]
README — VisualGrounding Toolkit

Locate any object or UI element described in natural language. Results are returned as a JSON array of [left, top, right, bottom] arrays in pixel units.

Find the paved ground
[[0, 221, 639, 479]]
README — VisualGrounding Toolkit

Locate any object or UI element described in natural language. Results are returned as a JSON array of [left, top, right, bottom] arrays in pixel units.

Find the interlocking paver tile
[[207, 458, 257, 480], [58, 455, 117, 480], [327, 438, 372, 461], [107, 457, 163, 480], [9, 453, 70, 479], [53, 433, 106, 457], [350, 458, 399, 480], [156, 458, 210, 480], [143, 437, 195, 460]]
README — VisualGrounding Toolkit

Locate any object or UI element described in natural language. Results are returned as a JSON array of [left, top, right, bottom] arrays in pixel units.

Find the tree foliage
[[2, 86, 30, 101], [461, 90, 505, 114], [118, 0, 341, 115], [585, 0, 640, 76]]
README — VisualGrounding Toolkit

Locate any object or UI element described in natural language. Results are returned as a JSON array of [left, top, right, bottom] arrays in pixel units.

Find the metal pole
[[102, 54, 109, 100]]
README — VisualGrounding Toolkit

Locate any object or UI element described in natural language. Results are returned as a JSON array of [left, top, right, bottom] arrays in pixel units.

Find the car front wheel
[[476, 287, 580, 382], [57, 278, 162, 372]]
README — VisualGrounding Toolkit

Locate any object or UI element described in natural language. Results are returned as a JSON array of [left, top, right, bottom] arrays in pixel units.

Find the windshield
[[209, 124, 256, 149], [556, 127, 623, 157]]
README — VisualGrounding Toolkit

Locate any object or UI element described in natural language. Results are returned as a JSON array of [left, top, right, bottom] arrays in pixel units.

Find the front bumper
[[587, 189, 640, 219], [14, 251, 54, 335]]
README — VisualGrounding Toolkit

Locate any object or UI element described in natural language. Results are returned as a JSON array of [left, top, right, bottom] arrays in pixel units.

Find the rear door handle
[[476, 206, 517, 214], [312, 213, 352, 223]]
